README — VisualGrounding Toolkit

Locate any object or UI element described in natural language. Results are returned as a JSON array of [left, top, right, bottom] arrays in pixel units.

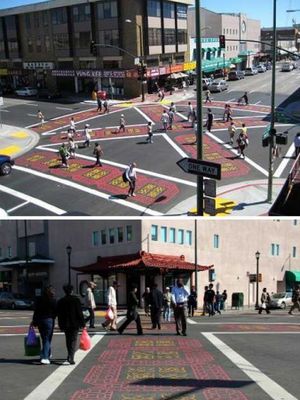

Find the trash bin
[[97, 90, 107, 100], [231, 292, 244, 309]]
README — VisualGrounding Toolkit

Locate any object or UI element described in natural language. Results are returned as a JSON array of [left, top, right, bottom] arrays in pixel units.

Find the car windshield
[[271, 293, 285, 299]]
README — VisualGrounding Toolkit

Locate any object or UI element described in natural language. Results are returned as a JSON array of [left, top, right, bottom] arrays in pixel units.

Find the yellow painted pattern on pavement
[[11, 131, 28, 139], [190, 197, 237, 216], [0, 145, 21, 156], [117, 102, 134, 108]]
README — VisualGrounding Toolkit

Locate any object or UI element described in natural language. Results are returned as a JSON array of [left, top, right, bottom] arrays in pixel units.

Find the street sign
[[177, 158, 221, 180], [0, 97, 3, 106], [204, 197, 216, 216], [262, 124, 271, 140], [204, 179, 217, 198], [249, 273, 262, 283]]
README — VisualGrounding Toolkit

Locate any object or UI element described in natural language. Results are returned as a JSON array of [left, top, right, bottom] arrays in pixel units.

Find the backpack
[[122, 171, 128, 183]]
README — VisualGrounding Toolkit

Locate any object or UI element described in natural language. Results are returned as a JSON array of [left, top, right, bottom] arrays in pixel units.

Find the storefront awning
[[285, 270, 300, 285], [230, 57, 243, 64], [0, 255, 54, 268], [73, 251, 213, 274]]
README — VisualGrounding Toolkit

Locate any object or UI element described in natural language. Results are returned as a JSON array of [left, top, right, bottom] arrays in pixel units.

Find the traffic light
[[137, 65, 142, 80], [90, 41, 97, 56], [142, 65, 147, 77], [219, 35, 226, 49]]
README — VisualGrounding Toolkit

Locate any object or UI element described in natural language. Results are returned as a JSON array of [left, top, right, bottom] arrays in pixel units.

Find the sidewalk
[[167, 178, 285, 216], [0, 124, 39, 158]]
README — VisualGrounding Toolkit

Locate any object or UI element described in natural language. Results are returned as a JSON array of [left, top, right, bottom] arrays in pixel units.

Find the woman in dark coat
[[188, 286, 197, 317], [56, 284, 85, 364], [31, 285, 57, 365]]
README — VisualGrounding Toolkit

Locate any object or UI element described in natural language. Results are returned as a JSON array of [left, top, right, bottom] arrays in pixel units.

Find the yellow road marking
[[117, 102, 133, 107], [0, 145, 21, 156], [190, 197, 237, 216], [11, 131, 28, 139]]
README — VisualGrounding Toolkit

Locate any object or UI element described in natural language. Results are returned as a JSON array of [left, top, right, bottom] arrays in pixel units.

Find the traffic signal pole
[[267, 0, 277, 203], [195, 0, 204, 216]]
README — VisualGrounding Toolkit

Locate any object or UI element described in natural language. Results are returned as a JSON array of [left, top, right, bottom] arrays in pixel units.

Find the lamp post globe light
[[66, 244, 72, 285], [255, 251, 260, 309]]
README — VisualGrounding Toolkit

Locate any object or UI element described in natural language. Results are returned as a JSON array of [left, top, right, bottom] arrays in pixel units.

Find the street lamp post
[[195, 0, 204, 216], [66, 245, 72, 285], [125, 19, 145, 102], [255, 251, 260, 309]]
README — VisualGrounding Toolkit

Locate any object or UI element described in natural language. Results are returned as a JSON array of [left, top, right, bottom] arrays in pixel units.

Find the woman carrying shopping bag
[[31, 285, 57, 365]]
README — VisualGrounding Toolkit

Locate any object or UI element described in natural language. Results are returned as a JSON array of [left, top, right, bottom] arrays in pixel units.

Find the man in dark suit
[[150, 283, 164, 329], [118, 286, 143, 335], [56, 284, 85, 364]]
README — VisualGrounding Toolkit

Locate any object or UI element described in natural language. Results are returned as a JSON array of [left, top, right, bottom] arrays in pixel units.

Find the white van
[[281, 62, 293, 72]]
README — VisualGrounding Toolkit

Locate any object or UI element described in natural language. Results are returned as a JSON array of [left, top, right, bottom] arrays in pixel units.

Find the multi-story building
[[188, 8, 261, 70], [1, 219, 300, 308], [0, 0, 193, 98], [261, 27, 300, 59]]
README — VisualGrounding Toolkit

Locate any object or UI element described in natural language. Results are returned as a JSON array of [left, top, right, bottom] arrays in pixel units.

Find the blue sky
[[0, 0, 299, 28]]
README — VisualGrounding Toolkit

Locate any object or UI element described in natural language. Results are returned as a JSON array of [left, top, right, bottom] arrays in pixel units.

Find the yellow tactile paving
[[0, 145, 21, 156], [190, 197, 237, 216], [11, 131, 28, 139], [118, 102, 134, 107]]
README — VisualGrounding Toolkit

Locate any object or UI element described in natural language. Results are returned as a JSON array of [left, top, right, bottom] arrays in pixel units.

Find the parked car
[[37, 89, 62, 99], [0, 154, 14, 175], [256, 64, 266, 73], [281, 62, 293, 72], [0, 292, 34, 309], [228, 70, 245, 80], [15, 87, 38, 96], [202, 78, 213, 90], [244, 67, 258, 76], [207, 80, 228, 92], [269, 292, 293, 309]]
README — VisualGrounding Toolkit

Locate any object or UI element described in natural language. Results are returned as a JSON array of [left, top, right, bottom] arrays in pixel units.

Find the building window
[[98, 30, 119, 46], [178, 229, 184, 245], [213, 234, 219, 249], [161, 226, 167, 243], [164, 29, 176, 45], [51, 8, 67, 25], [169, 228, 176, 243], [126, 225, 133, 241], [53, 33, 69, 50], [42, 11, 48, 27], [28, 242, 36, 257], [151, 225, 158, 241], [34, 13, 40, 28], [36, 36, 42, 53], [117, 227, 124, 243], [27, 39, 33, 52], [5, 16, 16, 30], [73, 4, 91, 23], [97, 1, 118, 19], [7, 246, 12, 258], [109, 228, 115, 244], [163, 1, 175, 18], [25, 14, 31, 30], [147, 0, 161, 17], [74, 31, 91, 49], [292, 246, 297, 258], [44, 36, 50, 52], [101, 229, 107, 245], [186, 230, 192, 246], [177, 4, 187, 19], [271, 243, 280, 256], [177, 29, 187, 45], [92, 231, 99, 246], [148, 28, 162, 46]]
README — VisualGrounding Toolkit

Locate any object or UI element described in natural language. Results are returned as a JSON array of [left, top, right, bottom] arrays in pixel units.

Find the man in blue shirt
[[171, 278, 190, 336]]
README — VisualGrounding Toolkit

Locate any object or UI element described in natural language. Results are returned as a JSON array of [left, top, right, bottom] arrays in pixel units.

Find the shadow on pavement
[[130, 378, 252, 400]]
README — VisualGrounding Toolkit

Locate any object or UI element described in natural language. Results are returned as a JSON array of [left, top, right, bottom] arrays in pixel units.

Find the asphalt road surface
[[0, 63, 299, 216], [1, 308, 300, 400]]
